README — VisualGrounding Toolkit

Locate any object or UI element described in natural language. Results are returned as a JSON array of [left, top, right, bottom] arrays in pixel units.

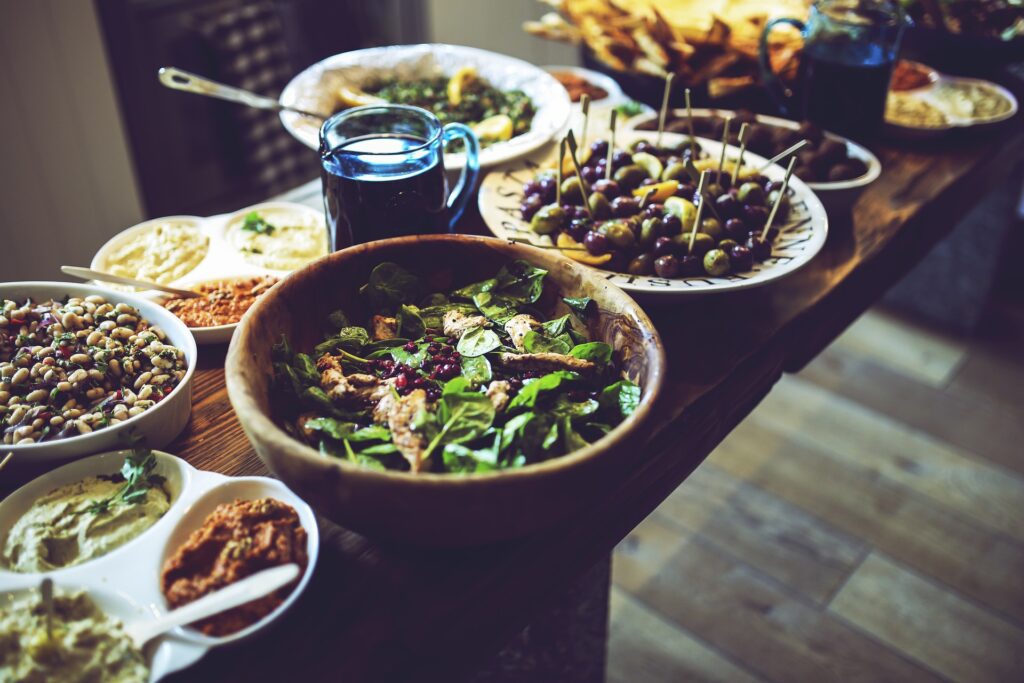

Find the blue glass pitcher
[[760, 0, 906, 137], [319, 104, 480, 250]]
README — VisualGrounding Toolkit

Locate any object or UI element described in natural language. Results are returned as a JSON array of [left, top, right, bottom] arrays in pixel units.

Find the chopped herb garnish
[[241, 211, 276, 235]]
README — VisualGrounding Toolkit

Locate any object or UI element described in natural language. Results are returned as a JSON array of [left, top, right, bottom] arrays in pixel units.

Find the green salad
[[272, 260, 641, 474]]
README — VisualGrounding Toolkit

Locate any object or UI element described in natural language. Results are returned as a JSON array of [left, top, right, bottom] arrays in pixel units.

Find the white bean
[[134, 372, 152, 390], [24, 389, 48, 403], [11, 368, 29, 385]]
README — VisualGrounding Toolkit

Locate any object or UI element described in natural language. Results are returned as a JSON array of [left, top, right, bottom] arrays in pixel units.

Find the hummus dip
[[228, 207, 328, 271], [105, 220, 209, 285], [0, 589, 149, 683], [1, 473, 170, 573]]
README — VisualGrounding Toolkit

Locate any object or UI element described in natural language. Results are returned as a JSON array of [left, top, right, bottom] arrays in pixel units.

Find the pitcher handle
[[442, 123, 481, 230], [759, 17, 805, 116]]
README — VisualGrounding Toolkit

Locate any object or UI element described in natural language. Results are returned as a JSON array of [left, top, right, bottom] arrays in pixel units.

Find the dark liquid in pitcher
[[321, 133, 447, 249]]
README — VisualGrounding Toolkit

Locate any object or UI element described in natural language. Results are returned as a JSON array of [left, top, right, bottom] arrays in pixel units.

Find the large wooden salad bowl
[[226, 235, 665, 545]]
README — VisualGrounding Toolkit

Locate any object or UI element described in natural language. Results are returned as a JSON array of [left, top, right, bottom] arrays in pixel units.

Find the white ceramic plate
[[884, 74, 1019, 137], [0, 449, 320, 682], [279, 44, 572, 169], [541, 65, 626, 109], [478, 130, 829, 299], [0, 282, 196, 462], [91, 202, 324, 345]]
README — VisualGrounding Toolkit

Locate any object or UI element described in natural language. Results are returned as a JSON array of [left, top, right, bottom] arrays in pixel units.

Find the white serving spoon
[[125, 563, 300, 648], [61, 266, 200, 299]]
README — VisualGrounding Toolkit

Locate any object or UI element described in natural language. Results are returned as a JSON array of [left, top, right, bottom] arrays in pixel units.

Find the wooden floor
[[609, 299, 1024, 683]]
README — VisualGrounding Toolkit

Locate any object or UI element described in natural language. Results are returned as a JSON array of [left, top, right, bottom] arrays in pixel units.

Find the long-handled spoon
[[61, 266, 200, 299], [124, 564, 300, 648], [158, 67, 325, 119]]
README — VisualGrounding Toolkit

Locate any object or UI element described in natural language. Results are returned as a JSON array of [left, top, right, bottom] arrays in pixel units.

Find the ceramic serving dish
[[622, 108, 883, 212], [91, 202, 324, 345], [279, 44, 572, 169], [225, 235, 665, 546], [0, 449, 319, 682], [884, 73, 1019, 139], [541, 64, 627, 109], [478, 130, 829, 300], [0, 282, 197, 463]]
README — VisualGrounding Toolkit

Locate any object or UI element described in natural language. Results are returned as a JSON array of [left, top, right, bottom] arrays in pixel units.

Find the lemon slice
[[664, 196, 697, 230], [692, 157, 757, 181], [631, 152, 664, 181], [632, 180, 679, 203], [336, 85, 386, 108], [447, 66, 478, 106], [472, 114, 514, 141], [557, 232, 612, 266]]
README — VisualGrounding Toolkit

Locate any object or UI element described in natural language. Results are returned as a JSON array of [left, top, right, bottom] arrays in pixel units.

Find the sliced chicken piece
[[504, 314, 540, 350], [442, 310, 489, 338], [496, 352, 599, 377], [485, 380, 512, 412], [317, 354, 386, 405], [371, 315, 398, 341], [386, 389, 432, 473]]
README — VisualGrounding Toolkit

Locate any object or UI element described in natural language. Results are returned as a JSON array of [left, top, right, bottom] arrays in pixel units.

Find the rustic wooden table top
[[6, 116, 1021, 681]]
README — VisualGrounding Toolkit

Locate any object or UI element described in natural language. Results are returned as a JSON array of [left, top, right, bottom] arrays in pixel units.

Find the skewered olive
[[589, 140, 609, 159], [662, 162, 689, 182], [581, 165, 599, 184], [644, 202, 665, 217], [610, 196, 640, 217], [523, 180, 542, 197], [703, 249, 730, 276], [561, 176, 585, 204], [737, 182, 766, 205], [730, 244, 754, 271], [605, 222, 636, 248], [529, 204, 565, 235], [588, 192, 612, 219], [767, 190, 791, 221], [611, 150, 632, 170], [743, 205, 769, 227], [680, 254, 703, 276], [700, 217, 723, 240], [705, 183, 725, 198], [628, 253, 655, 276], [674, 232, 714, 256], [565, 218, 590, 242], [724, 217, 749, 241], [639, 217, 663, 248], [654, 255, 680, 278], [613, 164, 647, 191], [584, 231, 610, 255], [715, 194, 740, 219], [718, 239, 739, 254], [661, 213, 682, 235], [591, 178, 621, 199], [652, 236, 675, 256], [521, 194, 543, 221], [538, 176, 557, 203], [746, 236, 771, 260]]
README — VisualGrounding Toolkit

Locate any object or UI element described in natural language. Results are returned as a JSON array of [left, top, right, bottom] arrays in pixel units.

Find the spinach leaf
[[396, 304, 426, 340], [451, 277, 496, 301], [599, 380, 641, 420], [561, 416, 590, 452], [493, 260, 547, 304], [562, 297, 594, 320], [551, 396, 600, 419], [304, 417, 357, 440], [292, 353, 320, 385], [419, 303, 476, 330], [360, 262, 422, 314], [271, 334, 293, 362], [424, 391, 495, 460], [443, 432, 501, 473], [541, 314, 571, 337], [389, 342, 429, 368], [522, 330, 571, 355], [314, 327, 369, 356], [507, 370, 580, 411], [346, 425, 392, 442], [569, 342, 613, 365], [460, 355, 492, 386], [456, 327, 501, 357], [420, 292, 449, 307], [472, 291, 519, 324]]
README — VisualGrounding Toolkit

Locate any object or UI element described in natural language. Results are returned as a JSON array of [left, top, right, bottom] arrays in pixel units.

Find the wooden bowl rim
[[225, 234, 666, 485]]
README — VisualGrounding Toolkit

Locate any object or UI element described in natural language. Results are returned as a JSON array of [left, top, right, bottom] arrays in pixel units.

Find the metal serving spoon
[[61, 266, 200, 299], [124, 563, 301, 648], [157, 67, 325, 120]]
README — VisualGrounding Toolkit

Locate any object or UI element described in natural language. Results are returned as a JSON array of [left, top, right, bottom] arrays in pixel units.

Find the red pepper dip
[[890, 60, 935, 92], [550, 71, 609, 103], [164, 276, 278, 328], [160, 497, 308, 636]]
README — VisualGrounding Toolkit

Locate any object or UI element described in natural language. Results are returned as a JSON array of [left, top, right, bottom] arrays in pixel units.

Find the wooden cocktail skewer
[[760, 156, 797, 241], [566, 131, 594, 220], [579, 93, 591, 152], [656, 72, 674, 149], [733, 122, 750, 182], [688, 171, 710, 253], [605, 109, 617, 182], [716, 116, 732, 184], [684, 88, 697, 160], [756, 139, 808, 173], [0, 451, 13, 474], [556, 138, 565, 206]]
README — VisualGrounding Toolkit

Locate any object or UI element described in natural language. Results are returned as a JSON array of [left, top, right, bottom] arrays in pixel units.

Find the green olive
[[768, 190, 791, 220], [703, 248, 731, 276], [664, 137, 693, 155], [529, 204, 566, 235], [699, 217, 723, 241], [673, 231, 714, 256], [639, 217, 662, 248], [705, 183, 725, 198], [661, 162, 689, 182], [613, 164, 647, 191], [718, 238, 739, 253], [605, 221, 636, 248], [560, 176, 585, 204], [588, 192, 612, 219], [628, 253, 655, 275], [737, 182, 766, 205]]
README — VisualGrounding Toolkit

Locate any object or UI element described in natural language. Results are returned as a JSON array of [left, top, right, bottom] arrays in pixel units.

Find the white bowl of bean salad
[[0, 282, 197, 463]]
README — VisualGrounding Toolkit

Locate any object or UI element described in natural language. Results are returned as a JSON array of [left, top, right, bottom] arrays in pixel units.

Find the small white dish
[[0, 282, 197, 463], [541, 65, 626, 108], [884, 74, 1018, 137], [0, 449, 319, 681], [279, 43, 572, 169], [478, 130, 829, 299]]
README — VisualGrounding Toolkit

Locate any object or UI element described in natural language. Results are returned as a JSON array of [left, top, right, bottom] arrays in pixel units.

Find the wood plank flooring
[[609, 301, 1024, 682]]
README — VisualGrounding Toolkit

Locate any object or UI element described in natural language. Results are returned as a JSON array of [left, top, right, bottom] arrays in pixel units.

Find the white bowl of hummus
[[0, 282, 197, 463], [222, 202, 329, 273], [91, 216, 209, 289]]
